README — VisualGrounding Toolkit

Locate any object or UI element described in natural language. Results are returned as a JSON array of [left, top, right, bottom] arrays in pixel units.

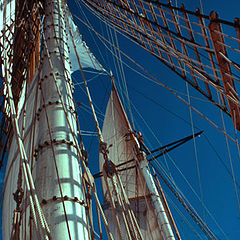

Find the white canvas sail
[[1, 1, 100, 239], [100, 84, 163, 239], [2, 74, 40, 239], [67, 12, 105, 72]]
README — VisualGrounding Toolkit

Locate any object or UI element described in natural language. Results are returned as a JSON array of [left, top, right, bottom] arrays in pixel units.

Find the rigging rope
[[41, 4, 75, 239], [134, 130, 216, 239], [2, 4, 50, 236], [73, 0, 108, 69], [218, 98, 240, 216], [113, 28, 136, 131], [106, 23, 127, 112], [139, 139, 226, 239], [70, 10, 240, 238], [2, 56, 50, 240], [150, 163, 217, 240], [67, 10, 146, 240], [64, 6, 143, 239], [185, 82, 205, 220], [152, 147, 229, 239], [72, 11, 240, 147], [82, 0, 240, 136], [165, 193, 205, 240], [127, 100, 175, 182]]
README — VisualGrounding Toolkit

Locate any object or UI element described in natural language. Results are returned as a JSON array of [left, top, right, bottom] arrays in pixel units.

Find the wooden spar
[[181, 4, 212, 98], [29, 3, 41, 83], [234, 18, 240, 50], [209, 11, 240, 130]]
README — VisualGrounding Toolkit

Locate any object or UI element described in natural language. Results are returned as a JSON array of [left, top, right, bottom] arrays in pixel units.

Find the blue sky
[[1, 0, 240, 239]]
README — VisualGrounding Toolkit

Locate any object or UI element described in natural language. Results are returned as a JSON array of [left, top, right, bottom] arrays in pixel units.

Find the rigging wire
[[145, 141, 229, 239], [128, 106, 212, 236], [233, 112, 240, 165], [113, 28, 136, 131], [174, 6, 205, 221], [1, 0, 238, 239], [67, 10, 144, 239], [203, 133, 240, 190], [129, 84, 203, 130], [72, 11, 240, 147], [165, 193, 205, 240], [71, 75, 105, 117], [144, 146, 218, 239], [106, 20, 137, 135], [77, 102, 104, 118], [73, 71, 107, 86], [218, 100, 240, 216], [116, 116, 219, 238], [101, 13, 133, 126], [126, 89, 222, 218], [71, 7, 240, 238], [199, 0, 204, 15], [128, 100, 175, 181], [72, 0, 108, 69], [106, 24, 127, 110], [71, 10, 211, 105], [83, 0, 240, 81], [151, 154, 230, 239], [125, 155, 170, 239], [70, 8, 239, 236], [42, 6, 115, 238], [1, 4, 50, 237], [81, 0, 240, 117], [186, 82, 205, 220]]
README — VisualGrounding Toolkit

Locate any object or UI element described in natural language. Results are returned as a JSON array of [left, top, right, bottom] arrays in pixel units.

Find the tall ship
[[0, 0, 240, 239]]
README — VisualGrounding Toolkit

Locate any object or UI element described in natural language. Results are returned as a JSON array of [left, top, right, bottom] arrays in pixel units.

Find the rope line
[[186, 82, 205, 220]]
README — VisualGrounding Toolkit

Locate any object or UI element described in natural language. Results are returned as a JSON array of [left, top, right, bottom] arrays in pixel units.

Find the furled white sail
[[2, 74, 40, 239], [2, 2, 90, 239], [67, 12, 105, 72], [100, 84, 162, 239]]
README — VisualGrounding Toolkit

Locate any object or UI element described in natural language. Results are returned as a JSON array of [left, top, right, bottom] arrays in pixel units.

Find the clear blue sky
[[1, 0, 240, 239]]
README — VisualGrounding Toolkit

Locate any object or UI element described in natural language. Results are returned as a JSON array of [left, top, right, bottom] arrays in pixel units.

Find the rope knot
[[13, 187, 24, 210]]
